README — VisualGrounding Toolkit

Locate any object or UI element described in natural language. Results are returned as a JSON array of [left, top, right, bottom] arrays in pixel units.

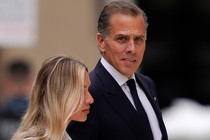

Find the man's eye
[[117, 37, 126, 42], [135, 36, 143, 41]]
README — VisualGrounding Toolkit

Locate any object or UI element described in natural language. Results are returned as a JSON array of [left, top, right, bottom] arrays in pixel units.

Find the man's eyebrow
[[114, 34, 130, 39], [133, 35, 145, 39]]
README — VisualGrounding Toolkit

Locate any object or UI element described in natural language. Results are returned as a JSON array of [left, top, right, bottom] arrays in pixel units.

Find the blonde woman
[[11, 54, 94, 140]]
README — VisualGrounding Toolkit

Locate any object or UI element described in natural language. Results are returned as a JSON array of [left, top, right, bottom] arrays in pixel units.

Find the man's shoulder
[[89, 69, 98, 80], [135, 72, 153, 82]]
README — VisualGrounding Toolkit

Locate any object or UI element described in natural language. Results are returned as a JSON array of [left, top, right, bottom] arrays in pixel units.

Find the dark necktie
[[126, 79, 153, 138]]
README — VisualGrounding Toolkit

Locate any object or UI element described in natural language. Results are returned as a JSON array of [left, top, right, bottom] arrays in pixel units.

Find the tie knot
[[126, 79, 136, 89]]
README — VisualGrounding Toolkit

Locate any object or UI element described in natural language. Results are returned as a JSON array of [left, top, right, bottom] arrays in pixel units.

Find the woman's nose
[[86, 92, 94, 104]]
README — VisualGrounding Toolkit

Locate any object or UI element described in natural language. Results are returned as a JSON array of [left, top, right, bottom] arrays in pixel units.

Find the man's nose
[[126, 40, 136, 52]]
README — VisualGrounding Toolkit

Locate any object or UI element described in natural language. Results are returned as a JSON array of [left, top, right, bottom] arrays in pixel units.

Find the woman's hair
[[11, 54, 87, 140], [98, 1, 148, 37]]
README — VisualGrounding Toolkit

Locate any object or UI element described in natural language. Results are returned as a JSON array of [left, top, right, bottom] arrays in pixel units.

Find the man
[[67, 1, 168, 140]]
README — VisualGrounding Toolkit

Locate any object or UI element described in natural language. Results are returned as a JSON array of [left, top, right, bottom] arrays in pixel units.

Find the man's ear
[[97, 33, 105, 53]]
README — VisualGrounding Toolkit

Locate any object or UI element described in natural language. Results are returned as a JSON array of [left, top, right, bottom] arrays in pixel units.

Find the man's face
[[97, 14, 146, 78]]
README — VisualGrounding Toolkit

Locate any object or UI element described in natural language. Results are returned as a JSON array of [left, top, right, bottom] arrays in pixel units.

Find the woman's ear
[[97, 33, 105, 53]]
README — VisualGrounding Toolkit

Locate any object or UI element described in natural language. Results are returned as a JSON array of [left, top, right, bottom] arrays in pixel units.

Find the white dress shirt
[[101, 57, 162, 140]]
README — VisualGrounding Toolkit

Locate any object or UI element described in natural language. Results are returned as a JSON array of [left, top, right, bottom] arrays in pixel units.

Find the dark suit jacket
[[67, 60, 168, 140]]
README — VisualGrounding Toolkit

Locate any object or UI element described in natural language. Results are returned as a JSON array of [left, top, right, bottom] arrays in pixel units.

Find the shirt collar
[[100, 57, 136, 86]]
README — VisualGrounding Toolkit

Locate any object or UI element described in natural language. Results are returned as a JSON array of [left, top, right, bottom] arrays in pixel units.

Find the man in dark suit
[[67, 1, 168, 140]]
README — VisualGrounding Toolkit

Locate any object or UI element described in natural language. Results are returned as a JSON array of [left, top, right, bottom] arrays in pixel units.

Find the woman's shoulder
[[63, 131, 72, 140]]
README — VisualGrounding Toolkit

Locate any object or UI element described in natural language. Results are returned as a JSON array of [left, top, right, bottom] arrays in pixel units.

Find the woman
[[11, 54, 94, 140]]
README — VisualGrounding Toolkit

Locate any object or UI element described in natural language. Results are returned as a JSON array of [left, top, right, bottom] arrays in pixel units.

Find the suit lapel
[[94, 62, 152, 139], [135, 74, 168, 139]]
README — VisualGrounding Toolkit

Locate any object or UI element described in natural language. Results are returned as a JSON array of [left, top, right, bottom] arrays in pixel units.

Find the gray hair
[[97, 1, 148, 37]]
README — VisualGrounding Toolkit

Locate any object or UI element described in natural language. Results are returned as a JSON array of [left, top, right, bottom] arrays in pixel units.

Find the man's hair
[[97, 1, 148, 37]]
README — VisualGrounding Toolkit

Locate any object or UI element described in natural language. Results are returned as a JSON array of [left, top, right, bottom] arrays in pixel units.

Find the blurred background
[[0, 0, 209, 139]]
